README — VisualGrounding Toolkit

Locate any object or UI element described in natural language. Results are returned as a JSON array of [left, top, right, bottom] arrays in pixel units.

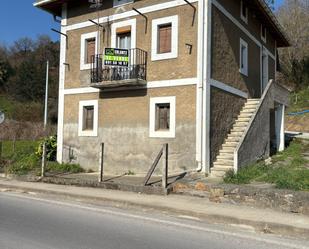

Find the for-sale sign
[[104, 48, 129, 66]]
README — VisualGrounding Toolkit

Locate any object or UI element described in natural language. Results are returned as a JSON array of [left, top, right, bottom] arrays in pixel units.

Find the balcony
[[90, 48, 147, 89]]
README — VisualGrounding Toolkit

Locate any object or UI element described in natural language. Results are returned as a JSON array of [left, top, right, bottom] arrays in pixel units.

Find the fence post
[[162, 143, 168, 190], [99, 143, 104, 183], [0, 141, 2, 161], [41, 142, 47, 177]]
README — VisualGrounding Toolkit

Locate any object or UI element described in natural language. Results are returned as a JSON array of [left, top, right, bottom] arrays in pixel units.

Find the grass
[[224, 139, 309, 191], [287, 88, 309, 113], [1, 140, 83, 176]]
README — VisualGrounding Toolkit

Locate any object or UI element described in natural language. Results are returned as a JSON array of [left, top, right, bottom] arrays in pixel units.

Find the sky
[[0, 0, 285, 46]]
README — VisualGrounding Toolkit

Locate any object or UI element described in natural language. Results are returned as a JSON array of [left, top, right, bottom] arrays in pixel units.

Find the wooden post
[[162, 143, 168, 190], [41, 142, 47, 177], [99, 143, 104, 183], [0, 141, 2, 161]]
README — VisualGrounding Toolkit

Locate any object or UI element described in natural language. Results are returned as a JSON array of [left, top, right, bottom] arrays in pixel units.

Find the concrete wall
[[237, 82, 289, 168], [62, 85, 197, 174], [210, 87, 246, 166]]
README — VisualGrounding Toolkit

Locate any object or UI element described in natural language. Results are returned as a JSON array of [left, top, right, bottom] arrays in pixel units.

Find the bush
[[8, 153, 40, 175], [36, 135, 57, 161]]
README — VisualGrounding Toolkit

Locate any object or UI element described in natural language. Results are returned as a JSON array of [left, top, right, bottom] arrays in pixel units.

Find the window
[[113, 0, 133, 7], [111, 19, 136, 49], [85, 38, 96, 64], [261, 25, 267, 43], [150, 96, 176, 138], [152, 15, 178, 61], [239, 38, 248, 76], [240, 0, 248, 24], [78, 100, 98, 137], [155, 103, 170, 131], [158, 24, 172, 54], [80, 32, 98, 70]]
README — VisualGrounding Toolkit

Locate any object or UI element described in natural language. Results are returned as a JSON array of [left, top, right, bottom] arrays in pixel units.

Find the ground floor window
[[78, 100, 98, 137], [149, 96, 176, 138]]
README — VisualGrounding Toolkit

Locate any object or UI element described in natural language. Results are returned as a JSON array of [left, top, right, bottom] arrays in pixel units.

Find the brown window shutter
[[158, 24, 172, 54], [116, 25, 132, 34], [83, 106, 94, 130], [86, 39, 96, 64]]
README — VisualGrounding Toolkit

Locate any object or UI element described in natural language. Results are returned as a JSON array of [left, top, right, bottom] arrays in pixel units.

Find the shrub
[[8, 153, 40, 175], [46, 162, 84, 174], [36, 135, 57, 161]]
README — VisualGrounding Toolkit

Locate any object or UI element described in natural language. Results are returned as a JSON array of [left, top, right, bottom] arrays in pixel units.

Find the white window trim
[[239, 38, 248, 76], [261, 25, 267, 43], [80, 31, 99, 71], [111, 19, 136, 49], [151, 15, 178, 61], [149, 96, 176, 138], [240, 0, 248, 24], [78, 100, 98, 137]]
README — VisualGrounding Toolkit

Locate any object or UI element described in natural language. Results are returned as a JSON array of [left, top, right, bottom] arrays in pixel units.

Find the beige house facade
[[35, 0, 290, 177]]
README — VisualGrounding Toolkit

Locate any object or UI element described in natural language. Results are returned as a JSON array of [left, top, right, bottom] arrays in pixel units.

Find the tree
[[276, 0, 309, 89]]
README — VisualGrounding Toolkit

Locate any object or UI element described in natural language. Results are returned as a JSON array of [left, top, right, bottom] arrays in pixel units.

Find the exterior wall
[[64, 2, 198, 89], [211, 0, 278, 98], [237, 82, 289, 168], [62, 85, 197, 174], [210, 87, 246, 166]]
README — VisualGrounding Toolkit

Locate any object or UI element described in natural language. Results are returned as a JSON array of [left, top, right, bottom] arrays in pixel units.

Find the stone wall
[[210, 87, 246, 166]]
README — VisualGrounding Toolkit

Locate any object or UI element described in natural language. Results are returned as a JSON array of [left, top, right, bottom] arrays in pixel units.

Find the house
[[34, 0, 290, 177]]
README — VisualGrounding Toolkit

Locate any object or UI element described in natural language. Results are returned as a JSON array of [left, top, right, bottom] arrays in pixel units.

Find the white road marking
[[1, 192, 308, 249]]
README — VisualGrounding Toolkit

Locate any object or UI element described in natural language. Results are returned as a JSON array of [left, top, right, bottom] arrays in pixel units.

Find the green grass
[[0, 95, 15, 118], [224, 139, 309, 191], [1, 140, 84, 176], [287, 88, 309, 113]]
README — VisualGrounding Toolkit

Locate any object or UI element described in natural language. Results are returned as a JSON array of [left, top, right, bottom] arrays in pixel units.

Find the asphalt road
[[0, 192, 308, 249]]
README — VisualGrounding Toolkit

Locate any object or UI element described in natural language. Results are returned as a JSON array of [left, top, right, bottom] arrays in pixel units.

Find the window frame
[[261, 24, 267, 43], [111, 19, 136, 49], [78, 100, 98, 137], [149, 96, 176, 138], [80, 31, 99, 71], [151, 15, 178, 61], [240, 0, 248, 24], [239, 38, 248, 76]]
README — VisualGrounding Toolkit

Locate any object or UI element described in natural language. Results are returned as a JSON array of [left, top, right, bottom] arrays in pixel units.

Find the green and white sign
[[104, 48, 129, 67]]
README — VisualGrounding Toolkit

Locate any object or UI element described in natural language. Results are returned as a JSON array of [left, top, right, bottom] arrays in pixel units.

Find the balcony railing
[[91, 48, 147, 89]]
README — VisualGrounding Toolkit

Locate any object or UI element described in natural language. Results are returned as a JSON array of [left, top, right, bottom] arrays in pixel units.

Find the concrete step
[[225, 137, 241, 143], [231, 126, 246, 132], [212, 165, 233, 171], [247, 99, 260, 102], [237, 117, 251, 122], [238, 113, 254, 118], [240, 109, 256, 114], [220, 148, 235, 153], [210, 170, 226, 178], [233, 122, 249, 128], [222, 142, 238, 147], [217, 154, 234, 160], [229, 131, 243, 137], [215, 158, 234, 165]]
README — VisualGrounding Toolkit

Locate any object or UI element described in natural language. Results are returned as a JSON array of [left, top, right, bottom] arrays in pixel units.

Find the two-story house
[[35, 0, 290, 177]]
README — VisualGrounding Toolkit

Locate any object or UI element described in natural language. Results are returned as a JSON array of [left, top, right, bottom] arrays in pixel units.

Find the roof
[[34, 0, 290, 47]]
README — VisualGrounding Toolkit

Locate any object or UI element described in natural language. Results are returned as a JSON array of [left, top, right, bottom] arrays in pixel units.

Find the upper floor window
[[239, 38, 248, 76], [261, 25, 267, 43], [240, 0, 248, 24], [80, 32, 98, 70], [113, 0, 133, 7], [151, 15, 178, 61]]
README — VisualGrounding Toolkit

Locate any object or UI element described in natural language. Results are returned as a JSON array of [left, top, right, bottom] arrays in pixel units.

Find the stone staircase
[[211, 99, 260, 178]]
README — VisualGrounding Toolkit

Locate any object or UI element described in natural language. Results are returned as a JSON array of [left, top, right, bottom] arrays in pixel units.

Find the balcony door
[[116, 31, 131, 49], [261, 48, 269, 93]]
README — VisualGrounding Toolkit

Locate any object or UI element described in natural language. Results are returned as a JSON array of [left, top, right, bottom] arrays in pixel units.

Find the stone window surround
[[261, 24, 267, 43], [151, 15, 178, 61], [149, 96, 176, 138], [78, 100, 98, 137], [80, 31, 99, 71], [239, 38, 248, 76]]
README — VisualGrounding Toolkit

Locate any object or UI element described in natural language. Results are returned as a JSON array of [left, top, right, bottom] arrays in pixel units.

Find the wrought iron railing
[[91, 48, 147, 84]]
